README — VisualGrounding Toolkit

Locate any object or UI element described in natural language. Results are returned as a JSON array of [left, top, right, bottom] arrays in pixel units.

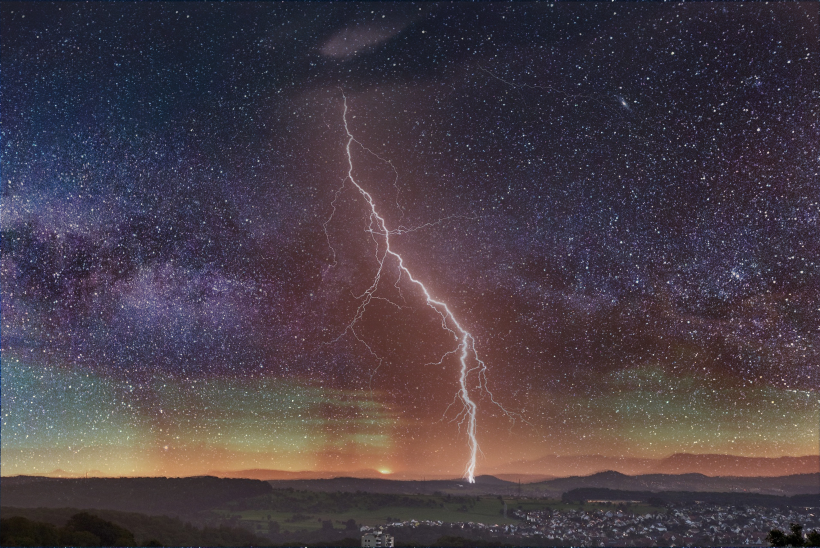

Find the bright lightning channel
[[325, 93, 516, 483]]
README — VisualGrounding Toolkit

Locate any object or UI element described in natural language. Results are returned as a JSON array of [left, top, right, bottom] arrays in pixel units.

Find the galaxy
[[2, 2, 818, 479]]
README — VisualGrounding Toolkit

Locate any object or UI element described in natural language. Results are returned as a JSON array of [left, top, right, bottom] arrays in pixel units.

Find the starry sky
[[2, 2, 818, 479]]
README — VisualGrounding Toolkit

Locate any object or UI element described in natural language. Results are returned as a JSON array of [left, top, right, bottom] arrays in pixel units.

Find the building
[[361, 531, 395, 547]]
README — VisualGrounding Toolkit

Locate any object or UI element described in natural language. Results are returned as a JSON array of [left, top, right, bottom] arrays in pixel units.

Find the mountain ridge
[[495, 453, 819, 477], [203, 453, 818, 482]]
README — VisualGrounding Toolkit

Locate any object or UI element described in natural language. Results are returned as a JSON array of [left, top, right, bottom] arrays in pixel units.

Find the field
[[212, 491, 663, 534]]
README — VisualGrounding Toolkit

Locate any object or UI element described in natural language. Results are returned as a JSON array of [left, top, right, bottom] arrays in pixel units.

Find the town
[[360, 503, 820, 547]]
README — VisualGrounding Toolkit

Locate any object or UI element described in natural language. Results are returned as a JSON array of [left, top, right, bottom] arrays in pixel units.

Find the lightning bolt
[[324, 92, 517, 483]]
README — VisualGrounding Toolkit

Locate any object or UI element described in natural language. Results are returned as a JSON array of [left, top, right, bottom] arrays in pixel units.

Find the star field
[[2, 2, 818, 478]]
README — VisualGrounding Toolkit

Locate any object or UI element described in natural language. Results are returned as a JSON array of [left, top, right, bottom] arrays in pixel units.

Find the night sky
[[2, 2, 818, 479]]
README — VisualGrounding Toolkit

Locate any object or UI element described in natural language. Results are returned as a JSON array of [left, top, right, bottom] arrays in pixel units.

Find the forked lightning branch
[[323, 92, 516, 483]]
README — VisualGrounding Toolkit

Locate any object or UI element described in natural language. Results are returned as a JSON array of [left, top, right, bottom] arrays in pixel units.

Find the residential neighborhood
[[361, 503, 820, 546]]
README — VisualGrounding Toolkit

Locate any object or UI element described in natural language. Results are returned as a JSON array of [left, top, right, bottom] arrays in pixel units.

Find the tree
[[806, 530, 820, 546], [768, 523, 807, 547], [1, 516, 60, 547], [62, 512, 136, 547], [768, 529, 788, 547], [60, 530, 102, 546]]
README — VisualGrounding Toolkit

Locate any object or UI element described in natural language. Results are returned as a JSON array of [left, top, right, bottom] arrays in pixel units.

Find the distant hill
[[492, 473, 557, 483], [1, 476, 64, 486], [35, 469, 110, 479], [561, 487, 820, 508], [207, 454, 818, 482], [268, 474, 516, 495], [211, 468, 394, 481], [497, 455, 654, 477], [264, 471, 819, 497], [531, 471, 820, 497], [210, 468, 476, 481], [2, 471, 815, 514], [654, 454, 819, 476], [0, 476, 271, 515], [495, 453, 819, 477], [213, 469, 350, 481]]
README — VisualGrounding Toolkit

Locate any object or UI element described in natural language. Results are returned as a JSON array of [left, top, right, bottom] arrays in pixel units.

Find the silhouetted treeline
[[0, 476, 271, 515], [562, 488, 820, 508], [1, 508, 269, 547], [1, 512, 135, 546]]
